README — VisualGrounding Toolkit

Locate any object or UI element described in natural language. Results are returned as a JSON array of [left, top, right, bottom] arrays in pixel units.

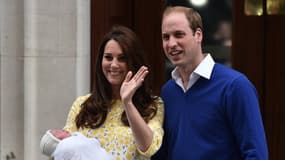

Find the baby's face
[[50, 129, 71, 140]]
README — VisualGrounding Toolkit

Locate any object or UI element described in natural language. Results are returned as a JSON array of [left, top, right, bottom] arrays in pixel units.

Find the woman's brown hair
[[75, 25, 158, 129]]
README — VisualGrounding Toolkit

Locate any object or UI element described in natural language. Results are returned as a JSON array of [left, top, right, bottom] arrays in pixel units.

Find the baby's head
[[40, 130, 61, 157]]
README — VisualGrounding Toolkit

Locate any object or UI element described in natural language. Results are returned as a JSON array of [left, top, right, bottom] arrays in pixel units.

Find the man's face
[[161, 12, 202, 68]]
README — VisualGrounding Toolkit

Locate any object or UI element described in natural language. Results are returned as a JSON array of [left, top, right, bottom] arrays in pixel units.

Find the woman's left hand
[[120, 66, 149, 105], [50, 129, 71, 140]]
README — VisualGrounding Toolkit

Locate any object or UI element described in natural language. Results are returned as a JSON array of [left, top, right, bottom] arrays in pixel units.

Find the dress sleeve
[[137, 97, 165, 158], [63, 94, 91, 133]]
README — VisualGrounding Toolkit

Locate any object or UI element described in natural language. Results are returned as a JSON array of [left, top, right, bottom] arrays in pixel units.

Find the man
[[152, 6, 268, 160]]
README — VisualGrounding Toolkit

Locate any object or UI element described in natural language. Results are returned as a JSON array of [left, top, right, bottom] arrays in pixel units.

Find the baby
[[40, 129, 114, 160], [40, 129, 71, 157]]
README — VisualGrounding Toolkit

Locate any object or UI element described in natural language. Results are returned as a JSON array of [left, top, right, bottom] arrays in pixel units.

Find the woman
[[41, 25, 164, 160]]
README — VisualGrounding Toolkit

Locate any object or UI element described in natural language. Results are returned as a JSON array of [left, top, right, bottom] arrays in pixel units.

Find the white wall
[[0, 0, 90, 159], [0, 0, 25, 159]]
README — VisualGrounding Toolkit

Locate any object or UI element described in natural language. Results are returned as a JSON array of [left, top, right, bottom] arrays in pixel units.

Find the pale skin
[[162, 11, 204, 88], [103, 39, 153, 152], [49, 67, 152, 151], [51, 39, 153, 152], [120, 66, 153, 152], [50, 129, 71, 140]]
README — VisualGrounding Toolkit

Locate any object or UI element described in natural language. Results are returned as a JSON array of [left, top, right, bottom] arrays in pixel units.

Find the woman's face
[[102, 39, 128, 90]]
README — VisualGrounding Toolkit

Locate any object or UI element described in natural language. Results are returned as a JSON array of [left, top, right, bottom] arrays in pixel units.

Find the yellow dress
[[63, 94, 164, 160]]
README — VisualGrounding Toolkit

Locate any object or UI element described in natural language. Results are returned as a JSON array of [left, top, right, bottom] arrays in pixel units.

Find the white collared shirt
[[171, 54, 215, 92]]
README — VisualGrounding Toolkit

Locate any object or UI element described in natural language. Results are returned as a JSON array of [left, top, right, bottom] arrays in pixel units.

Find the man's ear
[[194, 28, 203, 42]]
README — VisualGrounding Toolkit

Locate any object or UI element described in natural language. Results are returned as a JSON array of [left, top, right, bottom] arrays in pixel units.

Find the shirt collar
[[193, 54, 215, 79], [171, 54, 215, 80]]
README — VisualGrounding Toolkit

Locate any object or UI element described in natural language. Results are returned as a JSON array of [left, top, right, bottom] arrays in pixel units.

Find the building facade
[[0, 0, 90, 159]]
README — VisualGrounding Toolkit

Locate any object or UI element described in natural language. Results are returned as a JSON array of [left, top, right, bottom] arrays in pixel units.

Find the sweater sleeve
[[137, 97, 165, 158], [63, 94, 91, 133], [225, 75, 268, 160]]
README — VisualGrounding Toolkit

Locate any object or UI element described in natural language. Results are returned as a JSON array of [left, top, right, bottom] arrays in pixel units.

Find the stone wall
[[0, 0, 90, 159]]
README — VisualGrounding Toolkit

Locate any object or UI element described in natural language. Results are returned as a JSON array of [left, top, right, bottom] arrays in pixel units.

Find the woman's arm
[[120, 66, 153, 152]]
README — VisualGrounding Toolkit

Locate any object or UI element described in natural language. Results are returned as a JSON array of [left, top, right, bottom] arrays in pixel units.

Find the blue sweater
[[153, 64, 268, 160]]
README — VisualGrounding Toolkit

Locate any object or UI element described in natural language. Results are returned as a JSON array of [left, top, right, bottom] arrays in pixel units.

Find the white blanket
[[53, 132, 114, 160]]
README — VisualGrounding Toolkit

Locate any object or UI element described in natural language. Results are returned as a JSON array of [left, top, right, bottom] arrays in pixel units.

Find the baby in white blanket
[[40, 130, 114, 160]]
